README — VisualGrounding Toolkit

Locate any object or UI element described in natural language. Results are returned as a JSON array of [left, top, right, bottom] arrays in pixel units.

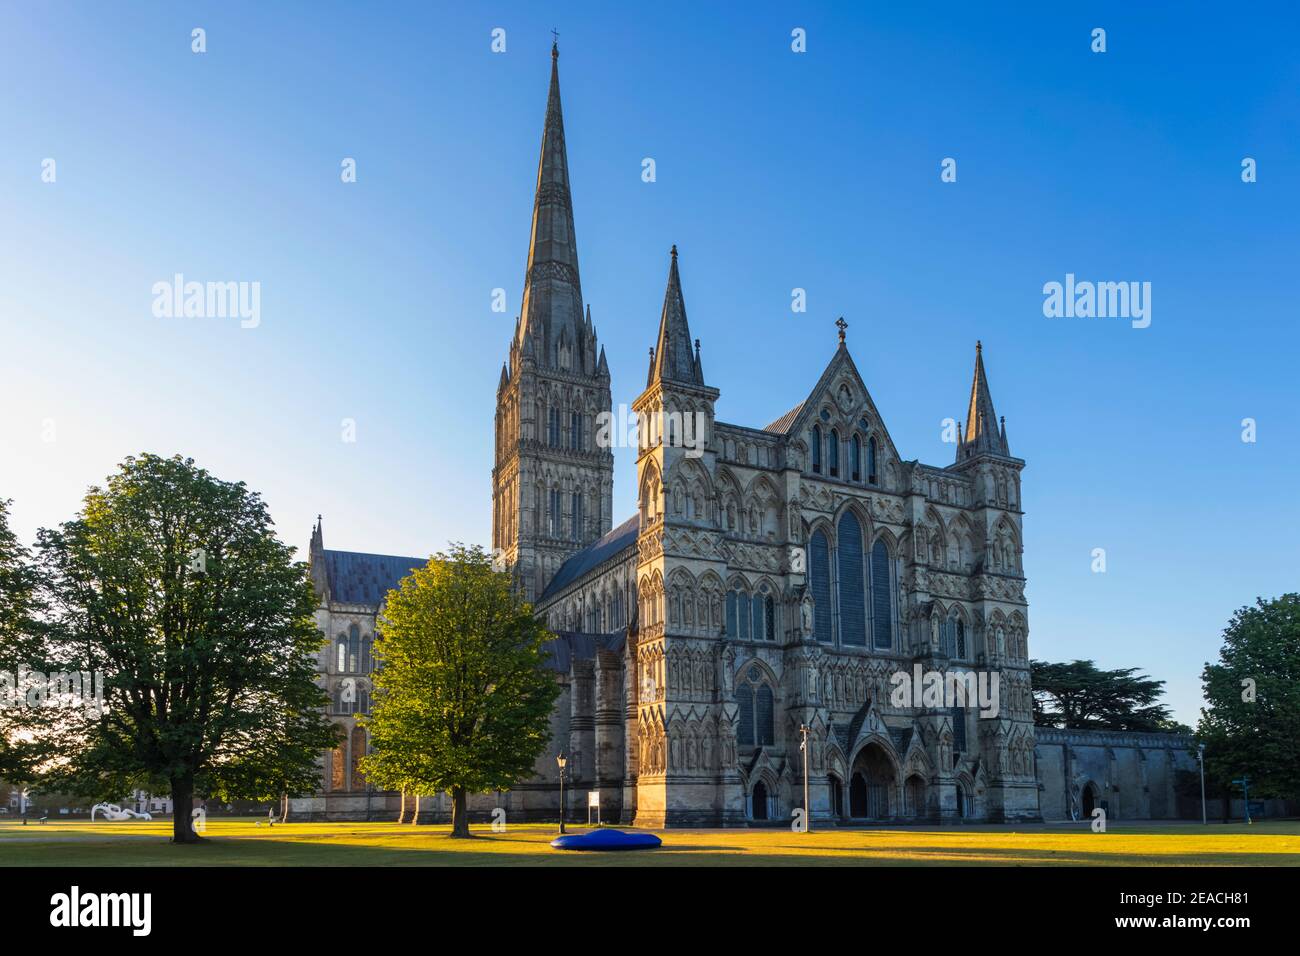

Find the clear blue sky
[[3, 2, 1297, 726]]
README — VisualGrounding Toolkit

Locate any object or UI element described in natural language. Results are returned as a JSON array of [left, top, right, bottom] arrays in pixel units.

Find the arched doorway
[[905, 774, 926, 818], [752, 781, 769, 821], [849, 774, 868, 818], [849, 743, 895, 819], [1081, 782, 1098, 818], [955, 784, 966, 818], [828, 774, 844, 817]]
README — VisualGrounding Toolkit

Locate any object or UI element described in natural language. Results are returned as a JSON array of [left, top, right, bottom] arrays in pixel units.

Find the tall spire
[[647, 245, 704, 386], [960, 341, 1009, 457], [517, 41, 585, 367]]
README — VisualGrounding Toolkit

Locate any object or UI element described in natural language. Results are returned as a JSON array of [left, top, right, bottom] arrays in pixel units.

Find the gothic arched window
[[548, 407, 561, 447], [851, 435, 862, 482], [756, 684, 775, 745], [570, 492, 583, 541], [764, 593, 776, 641], [569, 410, 582, 451], [870, 539, 894, 650], [811, 426, 822, 474], [868, 437, 879, 485], [347, 624, 361, 672], [837, 512, 866, 647], [549, 489, 562, 537], [809, 530, 832, 643], [829, 429, 840, 478], [736, 668, 775, 747], [736, 684, 755, 746]]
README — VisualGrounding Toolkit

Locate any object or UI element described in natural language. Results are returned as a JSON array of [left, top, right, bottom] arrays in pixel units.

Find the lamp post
[[1196, 744, 1206, 825], [556, 753, 567, 834], [799, 723, 811, 833]]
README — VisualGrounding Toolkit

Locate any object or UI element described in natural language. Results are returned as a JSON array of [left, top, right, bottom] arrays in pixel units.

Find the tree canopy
[[1031, 659, 1187, 733], [33, 454, 336, 841], [360, 543, 560, 837], [1197, 594, 1300, 800]]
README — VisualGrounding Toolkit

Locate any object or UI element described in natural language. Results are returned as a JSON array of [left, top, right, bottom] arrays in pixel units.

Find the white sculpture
[[91, 802, 152, 821]]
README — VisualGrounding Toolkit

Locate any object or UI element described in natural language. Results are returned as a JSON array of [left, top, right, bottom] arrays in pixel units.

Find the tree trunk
[[450, 786, 471, 838], [410, 794, 420, 825], [280, 791, 289, 824], [398, 789, 407, 824], [171, 775, 201, 843]]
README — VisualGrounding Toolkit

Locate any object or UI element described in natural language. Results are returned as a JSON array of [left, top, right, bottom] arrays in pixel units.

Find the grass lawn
[[1, 818, 1298, 866]]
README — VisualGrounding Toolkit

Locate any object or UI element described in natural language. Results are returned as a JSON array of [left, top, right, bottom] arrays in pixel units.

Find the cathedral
[[291, 45, 1194, 827]]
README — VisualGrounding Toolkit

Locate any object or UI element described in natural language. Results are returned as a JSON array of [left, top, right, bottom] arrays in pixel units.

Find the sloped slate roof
[[764, 400, 805, 435], [542, 631, 628, 673], [830, 722, 851, 753], [539, 514, 639, 603], [322, 549, 426, 606]]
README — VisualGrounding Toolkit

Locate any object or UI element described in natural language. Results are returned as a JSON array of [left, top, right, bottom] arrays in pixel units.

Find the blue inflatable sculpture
[[550, 828, 662, 851]]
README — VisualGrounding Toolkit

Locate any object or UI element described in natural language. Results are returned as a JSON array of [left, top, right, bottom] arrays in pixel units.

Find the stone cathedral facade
[[291, 45, 1194, 827]]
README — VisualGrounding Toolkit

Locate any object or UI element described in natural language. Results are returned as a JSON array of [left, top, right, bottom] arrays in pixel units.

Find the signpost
[[587, 790, 601, 826]]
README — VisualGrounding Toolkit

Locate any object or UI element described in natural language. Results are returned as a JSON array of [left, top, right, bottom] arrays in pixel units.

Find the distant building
[[131, 790, 172, 815]]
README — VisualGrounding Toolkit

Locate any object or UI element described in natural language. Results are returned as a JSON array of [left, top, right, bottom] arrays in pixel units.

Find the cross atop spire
[[551, 29, 559, 57], [836, 316, 848, 344]]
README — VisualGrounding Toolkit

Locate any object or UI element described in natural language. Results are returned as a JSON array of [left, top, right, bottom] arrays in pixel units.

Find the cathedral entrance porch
[[848, 742, 898, 821]]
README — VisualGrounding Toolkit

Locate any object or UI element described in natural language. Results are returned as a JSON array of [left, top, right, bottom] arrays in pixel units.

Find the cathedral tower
[[630, 247, 725, 826], [951, 341, 1035, 821], [493, 43, 614, 603]]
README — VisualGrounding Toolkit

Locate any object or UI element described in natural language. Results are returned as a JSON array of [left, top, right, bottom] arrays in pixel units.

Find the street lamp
[[798, 724, 811, 833], [556, 753, 567, 834], [1196, 744, 1206, 825]]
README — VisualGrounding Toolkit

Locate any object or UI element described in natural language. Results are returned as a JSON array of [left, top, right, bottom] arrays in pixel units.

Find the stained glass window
[[837, 512, 866, 646], [871, 539, 893, 650], [810, 530, 832, 642]]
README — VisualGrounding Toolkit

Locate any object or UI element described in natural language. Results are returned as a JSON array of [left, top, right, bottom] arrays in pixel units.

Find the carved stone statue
[[800, 592, 815, 637]]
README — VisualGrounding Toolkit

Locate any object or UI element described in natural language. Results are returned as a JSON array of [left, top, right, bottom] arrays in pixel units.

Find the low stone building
[[1033, 728, 1197, 821]]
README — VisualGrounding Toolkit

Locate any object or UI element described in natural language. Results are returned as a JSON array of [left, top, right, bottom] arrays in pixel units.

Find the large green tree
[[1198, 594, 1300, 801], [1031, 659, 1186, 732], [35, 454, 336, 842], [360, 544, 560, 838]]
